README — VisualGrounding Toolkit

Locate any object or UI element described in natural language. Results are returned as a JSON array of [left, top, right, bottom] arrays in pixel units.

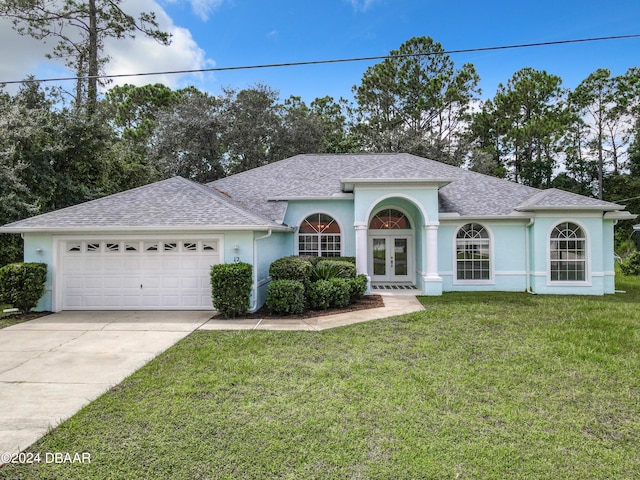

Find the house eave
[[603, 211, 637, 221], [438, 212, 533, 222], [514, 205, 623, 213], [268, 193, 354, 201], [0, 224, 293, 234], [340, 177, 453, 192]]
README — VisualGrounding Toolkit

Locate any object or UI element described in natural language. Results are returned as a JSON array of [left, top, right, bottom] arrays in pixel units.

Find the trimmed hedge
[[328, 278, 351, 308], [349, 274, 368, 303], [296, 255, 356, 266], [0, 262, 47, 313], [306, 280, 333, 310], [210, 262, 252, 318], [266, 280, 305, 315], [316, 260, 356, 279], [269, 257, 313, 285]]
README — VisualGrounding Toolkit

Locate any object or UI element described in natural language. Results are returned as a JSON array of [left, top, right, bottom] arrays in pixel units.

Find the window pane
[[298, 214, 341, 256], [550, 222, 586, 282], [456, 224, 490, 281]]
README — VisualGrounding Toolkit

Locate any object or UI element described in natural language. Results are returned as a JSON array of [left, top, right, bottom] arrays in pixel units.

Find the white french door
[[368, 235, 413, 283]]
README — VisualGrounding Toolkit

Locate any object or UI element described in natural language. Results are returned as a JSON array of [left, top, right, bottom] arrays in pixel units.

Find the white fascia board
[[0, 225, 293, 234], [268, 193, 354, 201], [340, 178, 454, 192], [438, 213, 533, 223], [603, 211, 638, 220], [515, 205, 622, 212]]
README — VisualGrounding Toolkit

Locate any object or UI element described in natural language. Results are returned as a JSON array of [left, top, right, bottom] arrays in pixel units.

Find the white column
[[354, 222, 368, 276], [354, 221, 371, 293], [423, 223, 443, 295]]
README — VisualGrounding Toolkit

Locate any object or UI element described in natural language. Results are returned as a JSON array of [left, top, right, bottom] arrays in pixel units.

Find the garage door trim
[[52, 234, 224, 311]]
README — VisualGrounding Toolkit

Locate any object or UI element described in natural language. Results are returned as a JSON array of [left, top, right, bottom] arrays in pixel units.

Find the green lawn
[[3, 276, 639, 479]]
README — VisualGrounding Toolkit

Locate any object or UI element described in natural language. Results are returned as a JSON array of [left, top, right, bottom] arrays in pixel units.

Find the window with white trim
[[550, 222, 586, 282], [298, 213, 341, 257], [456, 223, 491, 281]]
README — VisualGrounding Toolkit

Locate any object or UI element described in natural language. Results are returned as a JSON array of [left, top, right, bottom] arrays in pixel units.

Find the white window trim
[[546, 220, 591, 286], [452, 223, 495, 286], [295, 211, 344, 257]]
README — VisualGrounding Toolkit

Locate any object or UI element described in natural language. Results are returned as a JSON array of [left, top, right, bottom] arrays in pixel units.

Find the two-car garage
[[58, 237, 221, 310]]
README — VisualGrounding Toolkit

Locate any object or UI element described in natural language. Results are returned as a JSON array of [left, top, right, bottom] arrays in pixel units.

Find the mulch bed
[[228, 294, 385, 320]]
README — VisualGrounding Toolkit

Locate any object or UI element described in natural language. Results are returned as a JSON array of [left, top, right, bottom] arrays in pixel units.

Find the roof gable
[[2, 176, 283, 232], [209, 153, 629, 218]]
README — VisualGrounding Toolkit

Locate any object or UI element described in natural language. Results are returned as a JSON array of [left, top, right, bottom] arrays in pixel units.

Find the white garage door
[[60, 239, 220, 310]]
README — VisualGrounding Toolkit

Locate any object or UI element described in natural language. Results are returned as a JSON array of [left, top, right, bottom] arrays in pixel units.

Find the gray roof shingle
[[2, 176, 283, 231], [208, 153, 626, 219], [3, 153, 632, 232]]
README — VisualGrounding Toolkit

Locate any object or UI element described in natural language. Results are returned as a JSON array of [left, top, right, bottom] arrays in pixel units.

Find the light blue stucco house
[[1, 153, 636, 312]]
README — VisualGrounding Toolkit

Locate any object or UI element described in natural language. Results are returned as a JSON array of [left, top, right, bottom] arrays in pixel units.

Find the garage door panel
[[62, 239, 219, 310]]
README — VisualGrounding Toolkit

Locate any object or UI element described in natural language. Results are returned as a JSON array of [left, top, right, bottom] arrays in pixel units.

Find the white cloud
[[0, 17, 58, 90], [0, 1, 216, 94], [162, 0, 224, 21], [348, 0, 380, 12], [105, 1, 214, 90]]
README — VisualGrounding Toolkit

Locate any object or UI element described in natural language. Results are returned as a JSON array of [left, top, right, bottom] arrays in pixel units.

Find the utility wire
[[2, 33, 640, 85]]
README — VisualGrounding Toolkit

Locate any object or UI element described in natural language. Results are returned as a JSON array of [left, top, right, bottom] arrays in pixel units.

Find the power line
[[2, 33, 640, 86]]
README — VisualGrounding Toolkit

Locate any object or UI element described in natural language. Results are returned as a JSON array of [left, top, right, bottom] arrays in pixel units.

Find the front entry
[[369, 235, 413, 282]]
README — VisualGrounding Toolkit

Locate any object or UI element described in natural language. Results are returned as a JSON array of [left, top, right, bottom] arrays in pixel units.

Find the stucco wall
[[528, 215, 611, 295], [438, 221, 528, 292]]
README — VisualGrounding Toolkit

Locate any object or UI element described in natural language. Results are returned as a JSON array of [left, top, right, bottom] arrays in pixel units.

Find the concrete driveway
[[0, 311, 211, 458]]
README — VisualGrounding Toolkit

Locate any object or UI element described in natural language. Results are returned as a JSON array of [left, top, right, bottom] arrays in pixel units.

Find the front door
[[369, 236, 412, 282]]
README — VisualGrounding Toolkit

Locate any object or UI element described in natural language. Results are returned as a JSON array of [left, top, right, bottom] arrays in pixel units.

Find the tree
[[148, 90, 225, 183], [271, 96, 325, 159], [474, 68, 571, 188], [0, 0, 171, 114], [570, 69, 624, 198], [354, 36, 480, 165], [310, 96, 360, 153], [221, 84, 281, 173]]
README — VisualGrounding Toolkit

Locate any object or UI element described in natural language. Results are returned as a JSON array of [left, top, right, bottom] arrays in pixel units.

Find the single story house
[[1, 153, 636, 312]]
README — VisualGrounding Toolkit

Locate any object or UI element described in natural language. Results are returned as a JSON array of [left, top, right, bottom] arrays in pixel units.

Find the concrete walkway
[[0, 294, 423, 459], [0, 311, 211, 458], [199, 293, 425, 331]]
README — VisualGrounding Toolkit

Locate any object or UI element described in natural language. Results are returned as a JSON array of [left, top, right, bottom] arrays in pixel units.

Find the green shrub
[[311, 262, 351, 281], [0, 262, 47, 313], [316, 260, 356, 279], [266, 279, 305, 315], [306, 280, 333, 310], [328, 278, 351, 308], [269, 257, 313, 285], [619, 251, 640, 276], [349, 274, 368, 303], [297, 255, 322, 266], [210, 263, 252, 318]]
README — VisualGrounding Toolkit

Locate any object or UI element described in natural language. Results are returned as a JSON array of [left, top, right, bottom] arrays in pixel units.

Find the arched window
[[550, 222, 586, 281], [456, 223, 491, 281], [298, 213, 341, 257], [369, 208, 411, 229]]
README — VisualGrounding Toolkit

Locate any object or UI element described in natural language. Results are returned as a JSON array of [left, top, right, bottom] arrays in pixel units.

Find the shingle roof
[[3, 153, 632, 232], [1, 176, 284, 231], [208, 153, 626, 219]]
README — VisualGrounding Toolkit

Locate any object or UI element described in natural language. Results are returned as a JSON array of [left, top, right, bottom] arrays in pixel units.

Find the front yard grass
[[3, 275, 639, 479]]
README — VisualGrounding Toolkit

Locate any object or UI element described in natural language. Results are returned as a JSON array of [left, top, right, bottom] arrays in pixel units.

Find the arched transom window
[[369, 208, 411, 229], [298, 213, 341, 257], [456, 223, 491, 281], [550, 222, 586, 281]]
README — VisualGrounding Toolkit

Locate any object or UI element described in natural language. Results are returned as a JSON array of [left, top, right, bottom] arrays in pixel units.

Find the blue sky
[[1, 0, 639, 103]]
